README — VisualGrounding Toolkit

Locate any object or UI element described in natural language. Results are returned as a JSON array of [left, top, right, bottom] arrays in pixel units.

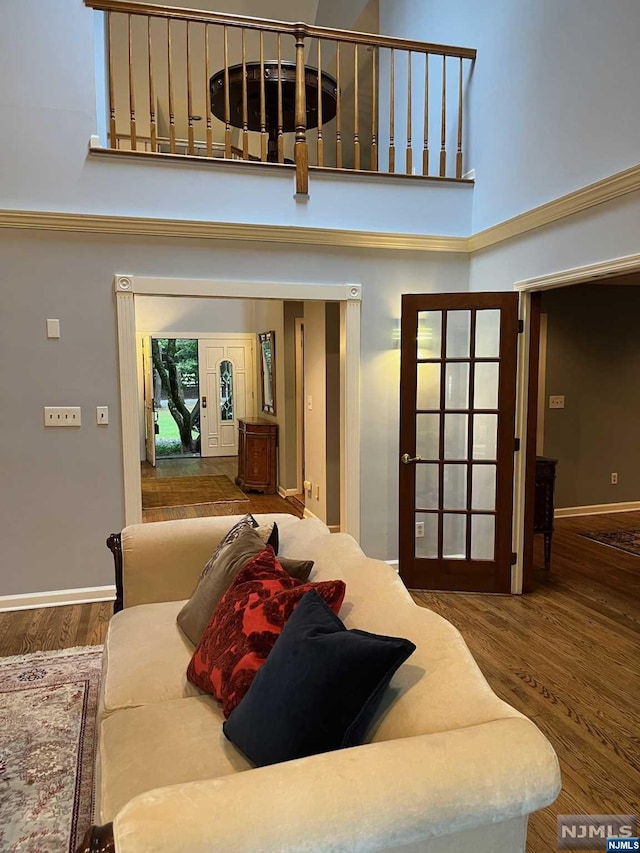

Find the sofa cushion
[[97, 696, 251, 824], [223, 590, 416, 767], [187, 548, 346, 717], [99, 600, 202, 719], [177, 527, 313, 645]]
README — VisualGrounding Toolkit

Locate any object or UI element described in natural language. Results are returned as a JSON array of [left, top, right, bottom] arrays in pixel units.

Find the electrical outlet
[[96, 406, 109, 425], [549, 395, 565, 409], [415, 521, 425, 538], [44, 407, 81, 427], [611, 472, 618, 485]]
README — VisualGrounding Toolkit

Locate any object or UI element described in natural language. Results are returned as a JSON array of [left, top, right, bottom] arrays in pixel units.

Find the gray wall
[[541, 281, 640, 508], [0, 227, 468, 596]]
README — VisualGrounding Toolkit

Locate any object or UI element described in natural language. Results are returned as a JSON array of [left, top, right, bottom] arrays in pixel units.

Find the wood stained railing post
[[439, 54, 446, 177], [388, 47, 395, 173], [107, 11, 116, 148], [204, 23, 213, 156], [353, 43, 360, 170], [259, 31, 267, 162], [186, 20, 194, 154], [147, 16, 157, 151], [456, 55, 463, 179], [167, 18, 176, 153], [406, 50, 412, 175], [277, 34, 284, 163], [294, 28, 309, 195], [127, 13, 137, 149], [371, 44, 378, 171], [335, 41, 342, 168], [241, 28, 249, 160], [223, 25, 231, 158], [422, 52, 429, 175], [317, 40, 324, 166]]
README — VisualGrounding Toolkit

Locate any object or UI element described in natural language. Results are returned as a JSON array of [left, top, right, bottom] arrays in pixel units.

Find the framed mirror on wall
[[259, 331, 276, 415]]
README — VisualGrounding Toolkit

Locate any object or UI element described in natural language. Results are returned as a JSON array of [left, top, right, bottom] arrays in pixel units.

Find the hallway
[[140, 457, 302, 522]]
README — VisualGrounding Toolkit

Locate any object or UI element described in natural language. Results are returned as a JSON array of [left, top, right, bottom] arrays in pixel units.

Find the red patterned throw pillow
[[187, 547, 346, 717]]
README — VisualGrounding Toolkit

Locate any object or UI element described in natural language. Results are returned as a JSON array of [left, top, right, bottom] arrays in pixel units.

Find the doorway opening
[[148, 338, 200, 460]]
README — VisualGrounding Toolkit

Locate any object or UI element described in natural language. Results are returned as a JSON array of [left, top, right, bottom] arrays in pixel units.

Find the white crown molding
[[555, 501, 640, 519], [0, 208, 467, 254], [0, 162, 637, 253], [0, 585, 116, 613], [514, 251, 640, 292], [469, 163, 640, 252]]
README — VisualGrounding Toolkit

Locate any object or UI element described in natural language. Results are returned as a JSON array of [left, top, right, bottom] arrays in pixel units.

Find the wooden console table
[[534, 456, 558, 570], [236, 418, 278, 494]]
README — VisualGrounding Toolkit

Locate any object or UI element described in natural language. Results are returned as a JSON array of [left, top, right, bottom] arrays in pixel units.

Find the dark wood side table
[[534, 456, 558, 570], [236, 418, 278, 494]]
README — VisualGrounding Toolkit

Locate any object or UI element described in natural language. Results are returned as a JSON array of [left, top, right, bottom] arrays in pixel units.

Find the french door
[[399, 293, 519, 592]]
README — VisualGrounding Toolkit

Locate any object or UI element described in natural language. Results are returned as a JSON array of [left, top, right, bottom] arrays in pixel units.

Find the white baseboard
[[303, 507, 319, 520], [0, 585, 116, 613], [555, 500, 640, 519], [277, 486, 300, 499], [385, 559, 400, 573]]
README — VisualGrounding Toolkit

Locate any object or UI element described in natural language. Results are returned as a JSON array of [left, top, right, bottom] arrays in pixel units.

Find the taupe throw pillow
[[177, 527, 314, 646]]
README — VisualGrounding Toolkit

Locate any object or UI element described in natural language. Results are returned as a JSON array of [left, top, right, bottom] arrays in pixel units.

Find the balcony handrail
[[84, 0, 477, 60]]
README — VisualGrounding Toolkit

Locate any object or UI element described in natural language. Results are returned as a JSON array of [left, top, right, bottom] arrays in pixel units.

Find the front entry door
[[198, 337, 255, 458], [399, 293, 519, 592]]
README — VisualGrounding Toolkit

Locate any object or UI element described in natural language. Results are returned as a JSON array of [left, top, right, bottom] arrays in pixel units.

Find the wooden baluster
[[353, 43, 360, 170], [147, 17, 157, 152], [241, 28, 248, 160], [371, 45, 378, 171], [294, 29, 308, 194], [439, 55, 446, 176], [406, 50, 412, 174], [388, 47, 395, 172], [167, 19, 176, 153], [422, 52, 429, 175], [107, 12, 116, 148], [186, 21, 194, 155], [127, 14, 136, 150], [224, 25, 231, 158], [260, 32, 267, 162], [204, 23, 212, 157], [456, 56, 463, 178], [317, 40, 323, 166], [335, 41, 342, 168], [277, 34, 284, 163]]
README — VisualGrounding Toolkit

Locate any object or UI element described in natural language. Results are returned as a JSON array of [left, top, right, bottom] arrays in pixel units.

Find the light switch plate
[[96, 406, 109, 425], [549, 395, 565, 409], [44, 407, 81, 426], [46, 319, 60, 339]]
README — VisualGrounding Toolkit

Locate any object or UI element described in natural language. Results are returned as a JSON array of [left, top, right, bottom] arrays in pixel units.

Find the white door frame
[[511, 251, 640, 593], [115, 276, 362, 539]]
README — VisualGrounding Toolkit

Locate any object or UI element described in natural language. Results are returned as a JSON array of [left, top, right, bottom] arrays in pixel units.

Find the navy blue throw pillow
[[223, 589, 416, 767]]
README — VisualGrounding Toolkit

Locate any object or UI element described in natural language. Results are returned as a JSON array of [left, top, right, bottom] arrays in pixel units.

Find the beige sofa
[[90, 513, 560, 853]]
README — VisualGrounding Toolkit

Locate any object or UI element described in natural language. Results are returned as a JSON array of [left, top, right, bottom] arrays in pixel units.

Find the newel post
[[294, 26, 309, 196]]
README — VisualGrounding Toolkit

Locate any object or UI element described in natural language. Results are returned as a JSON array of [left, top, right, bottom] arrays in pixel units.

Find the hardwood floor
[[0, 602, 112, 658], [0, 511, 637, 853], [412, 511, 640, 852], [140, 456, 302, 522]]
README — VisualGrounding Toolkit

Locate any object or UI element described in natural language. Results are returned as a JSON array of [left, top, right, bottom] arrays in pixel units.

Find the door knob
[[401, 453, 422, 464]]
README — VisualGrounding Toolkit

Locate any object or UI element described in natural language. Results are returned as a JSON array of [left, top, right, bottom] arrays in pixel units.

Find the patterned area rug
[[581, 528, 640, 557], [142, 474, 249, 508], [0, 646, 102, 852]]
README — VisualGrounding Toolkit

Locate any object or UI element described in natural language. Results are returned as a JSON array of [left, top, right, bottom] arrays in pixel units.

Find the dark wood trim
[[75, 823, 115, 853], [523, 292, 541, 592], [106, 533, 123, 613]]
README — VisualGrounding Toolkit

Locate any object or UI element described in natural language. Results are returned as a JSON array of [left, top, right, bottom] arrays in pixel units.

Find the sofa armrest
[[112, 717, 560, 853]]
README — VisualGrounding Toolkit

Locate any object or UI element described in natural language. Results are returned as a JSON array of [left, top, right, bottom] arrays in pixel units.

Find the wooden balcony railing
[[85, 0, 476, 194]]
